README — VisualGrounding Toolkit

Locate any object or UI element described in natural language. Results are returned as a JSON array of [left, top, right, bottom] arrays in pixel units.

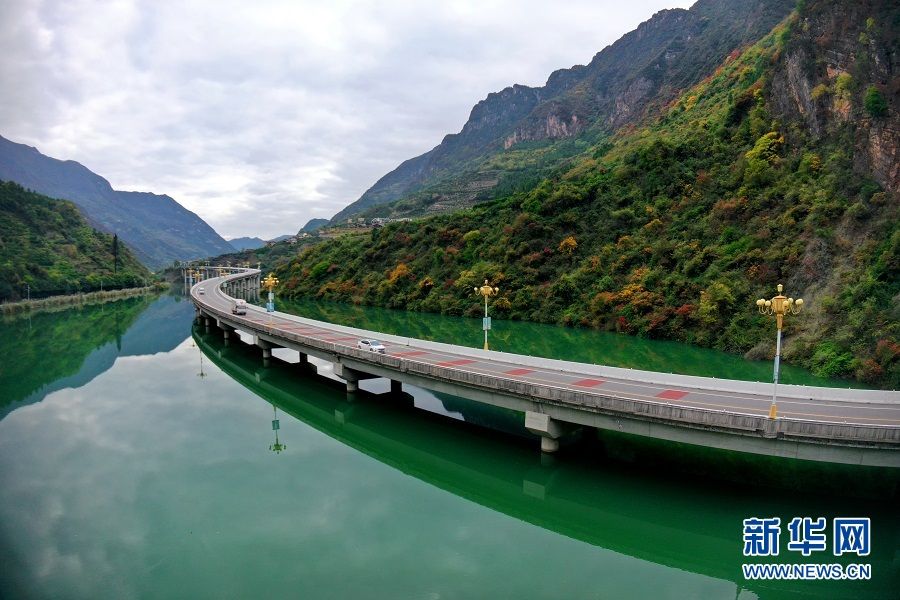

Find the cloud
[[0, 0, 692, 239]]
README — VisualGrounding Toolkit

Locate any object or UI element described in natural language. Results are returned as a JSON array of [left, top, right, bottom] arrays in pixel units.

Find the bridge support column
[[257, 339, 274, 367], [221, 323, 235, 347], [295, 351, 315, 373], [525, 411, 567, 454], [390, 379, 402, 394], [333, 363, 376, 394]]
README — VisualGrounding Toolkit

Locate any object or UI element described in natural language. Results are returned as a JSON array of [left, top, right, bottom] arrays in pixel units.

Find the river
[[0, 293, 896, 599]]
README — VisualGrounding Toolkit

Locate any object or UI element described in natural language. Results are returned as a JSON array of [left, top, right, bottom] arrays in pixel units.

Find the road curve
[[191, 269, 900, 462]]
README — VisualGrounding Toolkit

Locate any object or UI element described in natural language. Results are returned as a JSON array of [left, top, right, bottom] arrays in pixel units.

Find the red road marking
[[657, 389, 689, 400], [437, 359, 477, 367], [573, 378, 605, 387], [393, 350, 430, 357], [505, 368, 534, 376]]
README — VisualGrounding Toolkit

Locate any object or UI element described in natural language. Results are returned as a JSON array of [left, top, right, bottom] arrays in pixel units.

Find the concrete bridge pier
[[391, 380, 403, 395], [256, 339, 275, 367], [333, 363, 377, 394], [525, 411, 568, 454], [220, 323, 236, 346], [295, 351, 316, 374]]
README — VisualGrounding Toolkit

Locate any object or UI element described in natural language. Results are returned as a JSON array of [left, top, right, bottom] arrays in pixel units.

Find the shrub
[[863, 85, 887, 118], [558, 236, 578, 255]]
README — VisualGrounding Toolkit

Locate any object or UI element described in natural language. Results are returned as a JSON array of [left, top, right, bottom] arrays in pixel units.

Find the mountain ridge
[[331, 0, 796, 223], [0, 135, 234, 269]]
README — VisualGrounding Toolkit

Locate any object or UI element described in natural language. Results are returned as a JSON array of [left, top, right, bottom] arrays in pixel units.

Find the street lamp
[[263, 273, 279, 313], [756, 283, 803, 419], [474, 279, 499, 351]]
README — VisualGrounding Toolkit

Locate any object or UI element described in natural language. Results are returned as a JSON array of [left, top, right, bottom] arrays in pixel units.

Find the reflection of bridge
[[192, 268, 900, 466], [193, 328, 900, 600]]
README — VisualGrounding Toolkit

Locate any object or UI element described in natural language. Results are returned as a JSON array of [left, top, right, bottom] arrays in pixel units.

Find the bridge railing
[[232, 318, 900, 447], [195, 272, 900, 448]]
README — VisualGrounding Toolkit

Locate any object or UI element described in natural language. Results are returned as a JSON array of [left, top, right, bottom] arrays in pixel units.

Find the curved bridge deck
[[192, 268, 900, 467]]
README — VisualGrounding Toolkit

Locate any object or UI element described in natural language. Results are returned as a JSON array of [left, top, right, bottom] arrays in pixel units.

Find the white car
[[357, 339, 386, 353], [198, 287, 205, 295]]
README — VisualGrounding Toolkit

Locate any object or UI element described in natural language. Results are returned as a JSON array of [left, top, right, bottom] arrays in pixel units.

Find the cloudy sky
[[1, 0, 692, 240]]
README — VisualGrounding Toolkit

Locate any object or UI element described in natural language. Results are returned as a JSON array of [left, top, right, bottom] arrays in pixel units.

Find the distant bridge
[[192, 268, 900, 467]]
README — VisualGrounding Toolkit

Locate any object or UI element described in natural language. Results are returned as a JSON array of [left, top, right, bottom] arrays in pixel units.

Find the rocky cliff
[[770, 0, 898, 192], [331, 0, 795, 222]]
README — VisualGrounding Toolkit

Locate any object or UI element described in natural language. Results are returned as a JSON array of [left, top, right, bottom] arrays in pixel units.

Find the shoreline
[[0, 284, 166, 317]]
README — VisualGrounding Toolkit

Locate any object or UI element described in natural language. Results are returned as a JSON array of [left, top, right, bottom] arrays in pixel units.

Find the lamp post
[[474, 279, 499, 351], [756, 283, 803, 419], [263, 273, 279, 314]]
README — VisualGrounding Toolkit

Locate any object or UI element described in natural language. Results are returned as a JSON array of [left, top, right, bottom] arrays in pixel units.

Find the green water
[[277, 298, 864, 388], [0, 295, 896, 599]]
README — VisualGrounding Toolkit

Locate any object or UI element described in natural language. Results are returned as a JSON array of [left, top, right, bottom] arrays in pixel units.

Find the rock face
[[769, 0, 899, 192], [332, 0, 795, 222], [0, 136, 234, 269]]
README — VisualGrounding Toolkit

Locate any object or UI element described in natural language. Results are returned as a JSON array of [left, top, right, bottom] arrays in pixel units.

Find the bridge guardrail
[[195, 271, 900, 449]]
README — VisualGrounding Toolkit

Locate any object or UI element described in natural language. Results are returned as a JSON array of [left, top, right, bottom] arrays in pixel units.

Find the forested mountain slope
[[0, 181, 150, 300], [331, 0, 795, 223], [0, 136, 234, 269], [277, 0, 899, 388]]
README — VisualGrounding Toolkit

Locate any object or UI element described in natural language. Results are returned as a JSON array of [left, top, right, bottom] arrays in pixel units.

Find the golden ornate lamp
[[474, 279, 499, 351], [756, 283, 803, 419]]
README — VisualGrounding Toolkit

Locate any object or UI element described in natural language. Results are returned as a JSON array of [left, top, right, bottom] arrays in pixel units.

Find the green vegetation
[[863, 85, 887, 118], [0, 181, 151, 301], [274, 9, 898, 388]]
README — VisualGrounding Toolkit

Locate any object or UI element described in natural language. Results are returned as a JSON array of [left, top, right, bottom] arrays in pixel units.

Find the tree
[[112, 234, 119, 274], [558, 236, 578, 255], [864, 85, 887, 118]]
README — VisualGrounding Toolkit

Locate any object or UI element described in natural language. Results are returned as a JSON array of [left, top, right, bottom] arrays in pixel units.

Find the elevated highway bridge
[[192, 268, 900, 467]]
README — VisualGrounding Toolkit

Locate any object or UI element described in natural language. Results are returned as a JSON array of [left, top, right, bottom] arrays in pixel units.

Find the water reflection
[[269, 405, 286, 454], [0, 294, 197, 419], [195, 327, 900, 600]]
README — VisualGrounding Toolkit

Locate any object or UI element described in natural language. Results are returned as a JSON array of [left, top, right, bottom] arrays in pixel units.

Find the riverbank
[[0, 283, 166, 317]]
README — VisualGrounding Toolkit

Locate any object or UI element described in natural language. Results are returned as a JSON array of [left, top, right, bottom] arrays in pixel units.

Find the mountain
[[269, 234, 295, 243], [0, 181, 151, 300], [331, 0, 795, 223], [228, 236, 266, 250], [301, 218, 328, 233], [0, 136, 234, 269], [276, 0, 899, 388]]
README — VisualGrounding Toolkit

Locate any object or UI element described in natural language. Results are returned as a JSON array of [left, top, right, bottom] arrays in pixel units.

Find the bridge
[[191, 268, 900, 467]]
